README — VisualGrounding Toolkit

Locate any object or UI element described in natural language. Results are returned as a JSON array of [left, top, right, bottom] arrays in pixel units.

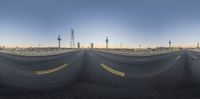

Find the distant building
[[91, 42, 94, 49], [157, 47, 182, 51], [77, 42, 80, 48], [157, 47, 170, 51], [0, 45, 5, 50]]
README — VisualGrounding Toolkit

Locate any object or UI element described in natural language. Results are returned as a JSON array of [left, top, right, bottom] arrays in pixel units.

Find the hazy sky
[[0, 0, 200, 48]]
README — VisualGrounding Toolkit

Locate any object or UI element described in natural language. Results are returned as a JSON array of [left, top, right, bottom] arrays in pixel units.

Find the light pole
[[106, 36, 109, 49], [57, 34, 61, 49], [169, 40, 171, 50]]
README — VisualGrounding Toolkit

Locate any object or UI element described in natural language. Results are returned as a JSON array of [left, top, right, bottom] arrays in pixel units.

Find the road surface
[[0, 49, 199, 99]]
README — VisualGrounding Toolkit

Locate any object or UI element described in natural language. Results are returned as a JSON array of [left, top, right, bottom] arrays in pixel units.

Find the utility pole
[[197, 42, 199, 49], [57, 34, 61, 49], [106, 36, 109, 49], [169, 40, 171, 50], [70, 28, 75, 48]]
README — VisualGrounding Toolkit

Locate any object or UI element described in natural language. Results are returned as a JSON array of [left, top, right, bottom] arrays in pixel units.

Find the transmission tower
[[57, 34, 61, 48], [70, 28, 75, 48], [106, 36, 109, 49]]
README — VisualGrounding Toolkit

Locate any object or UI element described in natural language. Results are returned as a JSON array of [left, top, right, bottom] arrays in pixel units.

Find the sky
[[0, 0, 200, 48]]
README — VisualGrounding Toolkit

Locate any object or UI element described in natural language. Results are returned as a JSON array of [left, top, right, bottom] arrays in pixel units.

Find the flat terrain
[[0, 49, 78, 56], [0, 49, 200, 99]]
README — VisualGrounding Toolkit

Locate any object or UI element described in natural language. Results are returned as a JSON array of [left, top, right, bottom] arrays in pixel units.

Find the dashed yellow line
[[36, 64, 68, 75], [100, 63, 125, 77]]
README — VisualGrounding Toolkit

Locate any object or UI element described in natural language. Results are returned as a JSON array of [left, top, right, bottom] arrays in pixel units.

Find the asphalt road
[[0, 49, 200, 99]]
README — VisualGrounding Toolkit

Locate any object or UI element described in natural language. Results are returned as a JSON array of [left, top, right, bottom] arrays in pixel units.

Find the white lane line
[[176, 56, 181, 60], [89, 52, 93, 56], [135, 59, 151, 62], [193, 56, 198, 60]]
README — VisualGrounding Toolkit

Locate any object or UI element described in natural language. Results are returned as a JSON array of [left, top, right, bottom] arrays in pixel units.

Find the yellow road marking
[[100, 63, 125, 77], [36, 64, 68, 75], [176, 56, 181, 60]]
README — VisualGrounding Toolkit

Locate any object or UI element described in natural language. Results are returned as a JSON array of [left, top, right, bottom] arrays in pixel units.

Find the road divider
[[100, 63, 125, 77], [36, 64, 68, 75]]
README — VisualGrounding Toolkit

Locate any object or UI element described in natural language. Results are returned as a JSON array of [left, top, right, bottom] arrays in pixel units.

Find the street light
[[169, 40, 171, 50], [106, 36, 109, 49], [57, 34, 61, 49]]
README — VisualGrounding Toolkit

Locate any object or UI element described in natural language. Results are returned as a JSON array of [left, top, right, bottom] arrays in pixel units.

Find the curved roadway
[[0, 49, 199, 99]]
